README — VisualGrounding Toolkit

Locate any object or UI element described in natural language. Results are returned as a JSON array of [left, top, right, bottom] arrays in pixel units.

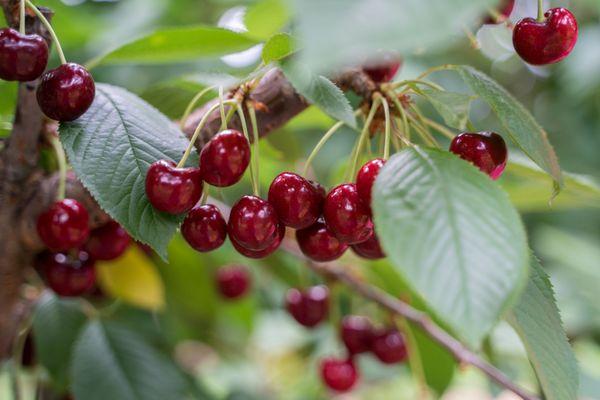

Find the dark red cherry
[[268, 172, 325, 229], [216, 265, 251, 299], [231, 223, 284, 259], [363, 52, 402, 83], [38, 250, 96, 297], [228, 195, 280, 251], [351, 232, 385, 260], [200, 129, 250, 187], [84, 221, 131, 261], [341, 315, 374, 355], [36, 199, 89, 251], [320, 357, 359, 392], [36, 63, 95, 121], [285, 285, 329, 328], [181, 204, 227, 252], [145, 160, 202, 214], [356, 158, 385, 215], [513, 8, 578, 65], [296, 219, 348, 262], [449, 132, 508, 180], [370, 328, 408, 364], [0, 28, 48, 81], [323, 184, 373, 244]]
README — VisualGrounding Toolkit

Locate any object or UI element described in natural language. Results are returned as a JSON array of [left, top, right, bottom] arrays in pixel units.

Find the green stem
[[248, 104, 261, 197], [25, 0, 67, 65], [537, 0, 545, 22], [236, 104, 258, 196], [416, 64, 455, 80], [177, 99, 237, 168], [302, 120, 345, 177], [406, 113, 439, 148], [421, 117, 456, 140], [218, 86, 227, 131], [19, 0, 25, 34], [200, 182, 209, 205], [179, 86, 215, 130], [387, 92, 412, 143], [396, 317, 429, 400], [350, 97, 381, 179], [50, 135, 67, 200], [381, 97, 391, 160], [389, 79, 444, 91]]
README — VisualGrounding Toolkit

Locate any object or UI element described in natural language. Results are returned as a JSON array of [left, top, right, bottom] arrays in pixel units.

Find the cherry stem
[[200, 182, 209, 206], [25, 0, 67, 65], [218, 86, 227, 131], [409, 104, 440, 148], [19, 0, 25, 34], [177, 99, 237, 169], [247, 103, 261, 197], [302, 120, 345, 177], [388, 79, 444, 92], [395, 316, 429, 400], [387, 92, 412, 142], [179, 86, 216, 130], [49, 135, 67, 200], [349, 96, 381, 179], [537, 0, 545, 22], [381, 97, 391, 160], [421, 117, 456, 140], [236, 104, 258, 196]]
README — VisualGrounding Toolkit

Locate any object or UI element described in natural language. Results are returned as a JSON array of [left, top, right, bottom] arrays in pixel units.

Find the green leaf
[[60, 84, 195, 259], [32, 292, 87, 389], [280, 59, 356, 128], [70, 320, 194, 400], [420, 88, 475, 130], [262, 33, 294, 64], [453, 65, 563, 192], [245, 0, 290, 40], [87, 25, 259, 68], [507, 256, 579, 400], [372, 147, 528, 347]]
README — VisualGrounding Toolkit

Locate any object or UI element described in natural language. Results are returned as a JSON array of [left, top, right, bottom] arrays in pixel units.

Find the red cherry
[[320, 357, 359, 392], [296, 218, 348, 262], [513, 8, 578, 65], [351, 232, 385, 260], [363, 52, 402, 83], [0, 28, 48, 81], [268, 172, 325, 229], [181, 204, 227, 252], [36, 199, 89, 251], [145, 160, 202, 214], [216, 265, 251, 299], [36, 63, 95, 121], [285, 285, 329, 328], [484, 0, 514, 24], [356, 158, 385, 215], [200, 129, 250, 187], [323, 184, 373, 244], [84, 221, 131, 261], [449, 132, 508, 180], [38, 250, 96, 297], [231, 223, 284, 259], [341, 315, 374, 355], [370, 328, 408, 364], [228, 195, 280, 251]]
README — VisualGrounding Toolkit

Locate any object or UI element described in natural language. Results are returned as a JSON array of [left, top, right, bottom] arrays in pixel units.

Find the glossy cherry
[[37, 63, 95, 121], [363, 52, 402, 83], [36, 198, 89, 251], [181, 204, 227, 252], [356, 158, 385, 215], [513, 8, 578, 65], [351, 232, 385, 260], [449, 132, 508, 180], [0, 28, 48, 81], [145, 160, 202, 214], [84, 221, 131, 260], [296, 218, 348, 262], [324, 183, 373, 244], [320, 357, 359, 393], [216, 265, 251, 299], [341, 315, 374, 355], [228, 195, 280, 251], [285, 285, 329, 328], [268, 172, 325, 229], [231, 223, 284, 259], [38, 250, 96, 297], [200, 129, 250, 187], [370, 328, 408, 364]]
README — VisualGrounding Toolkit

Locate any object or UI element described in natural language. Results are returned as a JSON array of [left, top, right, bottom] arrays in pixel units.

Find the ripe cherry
[[145, 160, 202, 214], [216, 265, 251, 299], [285, 285, 329, 328], [296, 218, 348, 262], [341, 315, 374, 355], [84, 221, 131, 261], [363, 52, 402, 83], [356, 158, 385, 215], [181, 204, 227, 252], [0, 28, 48, 81], [320, 357, 359, 393], [449, 132, 508, 180], [268, 172, 325, 229], [200, 129, 250, 187], [37, 63, 95, 121], [228, 195, 280, 251], [370, 328, 408, 364], [231, 223, 284, 259], [38, 250, 96, 297], [324, 183, 373, 244], [36, 198, 89, 251], [351, 232, 385, 260], [513, 8, 578, 65]]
